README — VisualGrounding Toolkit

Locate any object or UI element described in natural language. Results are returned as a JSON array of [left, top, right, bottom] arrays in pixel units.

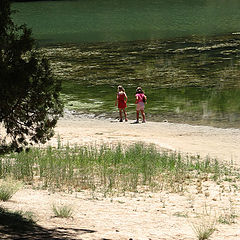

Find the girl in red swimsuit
[[115, 85, 128, 122]]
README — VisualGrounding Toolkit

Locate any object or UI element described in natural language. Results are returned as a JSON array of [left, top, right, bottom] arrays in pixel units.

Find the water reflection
[[60, 82, 240, 128]]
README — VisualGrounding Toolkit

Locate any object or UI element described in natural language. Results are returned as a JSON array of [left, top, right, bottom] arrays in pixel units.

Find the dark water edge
[[39, 34, 240, 128]]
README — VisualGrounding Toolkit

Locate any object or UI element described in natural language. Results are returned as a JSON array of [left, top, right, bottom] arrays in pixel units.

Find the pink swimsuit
[[136, 93, 145, 111], [136, 93, 145, 103]]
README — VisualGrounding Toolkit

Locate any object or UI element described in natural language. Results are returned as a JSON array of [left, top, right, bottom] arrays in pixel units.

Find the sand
[[1, 115, 240, 240]]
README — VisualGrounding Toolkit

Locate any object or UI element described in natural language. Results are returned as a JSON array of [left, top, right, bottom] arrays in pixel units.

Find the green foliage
[[0, 0, 63, 152]]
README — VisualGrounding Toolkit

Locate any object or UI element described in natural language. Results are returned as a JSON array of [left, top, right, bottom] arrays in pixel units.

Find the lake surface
[[12, 0, 240, 128], [13, 0, 240, 44]]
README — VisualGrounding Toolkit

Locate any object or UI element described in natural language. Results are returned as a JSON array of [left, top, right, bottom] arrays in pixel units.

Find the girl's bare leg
[[141, 110, 146, 122], [119, 109, 123, 121], [123, 109, 128, 121], [136, 111, 140, 122]]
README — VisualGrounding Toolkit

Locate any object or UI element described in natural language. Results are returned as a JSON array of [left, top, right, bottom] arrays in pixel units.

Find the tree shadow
[[0, 207, 96, 239]]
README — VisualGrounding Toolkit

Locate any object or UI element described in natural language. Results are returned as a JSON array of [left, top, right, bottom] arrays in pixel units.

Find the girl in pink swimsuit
[[115, 85, 128, 122], [135, 87, 147, 123]]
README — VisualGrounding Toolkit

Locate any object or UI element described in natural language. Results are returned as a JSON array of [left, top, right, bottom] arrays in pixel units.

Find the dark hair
[[136, 87, 144, 94], [118, 85, 125, 92]]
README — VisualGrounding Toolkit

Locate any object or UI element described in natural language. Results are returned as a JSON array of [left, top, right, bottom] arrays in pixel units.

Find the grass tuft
[[52, 204, 73, 218], [0, 179, 22, 201], [192, 217, 216, 240], [191, 205, 216, 240]]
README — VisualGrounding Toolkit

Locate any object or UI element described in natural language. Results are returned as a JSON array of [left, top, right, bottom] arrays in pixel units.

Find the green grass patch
[[0, 143, 238, 195]]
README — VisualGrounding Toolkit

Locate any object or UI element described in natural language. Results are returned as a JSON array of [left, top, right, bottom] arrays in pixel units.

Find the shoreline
[[47, 113, 240, 165], [1, 111, 240, 164]]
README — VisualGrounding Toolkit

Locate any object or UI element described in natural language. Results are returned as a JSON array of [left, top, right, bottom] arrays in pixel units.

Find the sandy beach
[[1, 115, 240, 240]]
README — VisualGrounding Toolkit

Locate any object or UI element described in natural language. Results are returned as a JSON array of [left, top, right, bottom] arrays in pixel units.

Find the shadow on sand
[[0, 207, 96, 239]]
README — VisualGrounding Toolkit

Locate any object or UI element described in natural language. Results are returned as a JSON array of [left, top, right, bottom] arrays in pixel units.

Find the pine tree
[[0, 0, 63, 151]]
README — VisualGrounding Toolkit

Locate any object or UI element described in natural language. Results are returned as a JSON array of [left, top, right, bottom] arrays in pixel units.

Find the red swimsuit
[[117, 92, 127, 109]]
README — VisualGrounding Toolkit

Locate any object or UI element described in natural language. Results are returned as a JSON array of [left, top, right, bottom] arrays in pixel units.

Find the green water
[[12, 0, 240, 128], [61, 83, 240, 128], [41, 36, 240, 128], [13, 0, 240, 43]]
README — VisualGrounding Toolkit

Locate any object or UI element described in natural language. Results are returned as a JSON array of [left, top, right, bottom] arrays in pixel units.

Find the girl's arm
[[125, 93, 128, 102], [144, 94, 147, 103], [135, 95, 138, 104]]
